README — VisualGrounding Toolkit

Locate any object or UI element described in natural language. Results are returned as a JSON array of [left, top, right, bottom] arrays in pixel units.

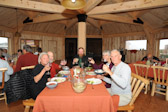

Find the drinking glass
[[46, 62, 52, 76]]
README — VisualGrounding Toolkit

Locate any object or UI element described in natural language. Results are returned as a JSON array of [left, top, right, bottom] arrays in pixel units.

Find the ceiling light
[[61, 0, 86, 10]]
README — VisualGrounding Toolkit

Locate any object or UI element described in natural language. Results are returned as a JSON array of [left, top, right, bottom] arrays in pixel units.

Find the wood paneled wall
[[19, 33, 65, 60], [103, 35, 147, 63]]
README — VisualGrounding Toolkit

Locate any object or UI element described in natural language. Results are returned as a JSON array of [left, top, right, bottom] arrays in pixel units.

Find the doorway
[[65, 38, 77, 65], [65, 38, 102, 65], [86, 38, 102, 62]]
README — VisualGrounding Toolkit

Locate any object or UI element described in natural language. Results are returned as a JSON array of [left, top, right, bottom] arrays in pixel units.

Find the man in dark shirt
[[15, 45, 38, 73], [72, 47, 89, 67], [141, 53, 160, 63]]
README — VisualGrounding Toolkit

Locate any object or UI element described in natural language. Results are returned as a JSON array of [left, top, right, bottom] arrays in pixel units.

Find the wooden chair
[[21, 65, 35, 70], [118, 73, 149, 112], [0, 68, 8, 104], [23, 98, 35, 112], [21, 65, 35, 112], [151, 66, 168, 101], [134, 64, 150, 94]]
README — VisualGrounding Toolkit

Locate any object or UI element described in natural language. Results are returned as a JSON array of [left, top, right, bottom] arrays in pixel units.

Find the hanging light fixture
[[15, 9, 21, 37], [61, 0, 86, 10]]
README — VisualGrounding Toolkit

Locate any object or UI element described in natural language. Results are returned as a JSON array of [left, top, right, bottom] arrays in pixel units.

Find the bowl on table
[[46, 81, 58, 89], [94, 69, 105, 75]]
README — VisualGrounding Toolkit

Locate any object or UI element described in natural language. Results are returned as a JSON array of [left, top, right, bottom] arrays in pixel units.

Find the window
[[159, 39, 168, 59], [0, 37, 8, 49], [125, 40, 147, 50]]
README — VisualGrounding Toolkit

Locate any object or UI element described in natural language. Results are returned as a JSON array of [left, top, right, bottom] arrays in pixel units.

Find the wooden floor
[[0, 91, 168, 112]]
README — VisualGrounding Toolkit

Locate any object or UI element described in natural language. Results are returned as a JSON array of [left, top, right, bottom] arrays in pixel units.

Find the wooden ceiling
[[0, 0, 168, 36]]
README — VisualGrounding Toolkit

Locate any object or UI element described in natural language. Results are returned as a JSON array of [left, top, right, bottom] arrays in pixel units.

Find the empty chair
[[118, 73, 149, 112], [134, 64, 150, 94], [0, 68, 8, 104], [151, 66, 168, 101]]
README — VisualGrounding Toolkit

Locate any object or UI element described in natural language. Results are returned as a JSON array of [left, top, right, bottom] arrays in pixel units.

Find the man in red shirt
[[47, 51, 67, 78], [14, 45, 38, 73]]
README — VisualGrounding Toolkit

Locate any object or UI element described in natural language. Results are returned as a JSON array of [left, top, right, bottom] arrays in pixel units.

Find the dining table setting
[[129, 61, 168, 79], [33, 66, 119, 112]]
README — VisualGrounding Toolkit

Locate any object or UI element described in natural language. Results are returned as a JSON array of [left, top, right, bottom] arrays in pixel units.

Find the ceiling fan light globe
[[61, 0, 86, 10]]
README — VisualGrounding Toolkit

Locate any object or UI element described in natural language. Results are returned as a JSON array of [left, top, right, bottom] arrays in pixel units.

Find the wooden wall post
[[144, 25, 155, 55], [13, 35, 20, 54]]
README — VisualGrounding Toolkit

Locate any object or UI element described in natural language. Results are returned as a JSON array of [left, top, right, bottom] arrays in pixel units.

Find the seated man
[[15, 45, 38, 73], [0, 59, 13, 84], [47, 51, 67, 78], [97, 49, 132, 106], [30, 52, 51, 100], [141, 53, 160, 63], [72, 47, 89, 67]]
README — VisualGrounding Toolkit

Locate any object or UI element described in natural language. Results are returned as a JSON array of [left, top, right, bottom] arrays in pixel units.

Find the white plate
[[86, 78, 102, 85], [58, 70, 70, 75], [86, 71, 96, 76], [51, 77, 66, 83]]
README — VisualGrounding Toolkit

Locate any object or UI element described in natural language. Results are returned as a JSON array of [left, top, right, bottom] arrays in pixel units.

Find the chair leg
[[166, 86, 168, 101], [4, 93, 7, 105], [151, 83, 156, 96], [24, 106, 30, 112], [144, 84, 148, 94]]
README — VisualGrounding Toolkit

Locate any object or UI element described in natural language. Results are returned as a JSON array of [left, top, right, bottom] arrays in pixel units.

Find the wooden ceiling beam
[[87, 0, 168, 15], [84, 0, 103, 13], [77, 0, 103, 14], [0, 25, 15, 33], [87, 18, 100, 29], [31, 14, 75, 24], [0, 0, 77, 14], [66, 18, 78, 30], [89, 14, 141, 25]]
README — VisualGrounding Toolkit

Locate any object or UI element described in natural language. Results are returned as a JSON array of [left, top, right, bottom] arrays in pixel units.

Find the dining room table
[[129, 61, 168, 79], [33, 70, 119, 112]]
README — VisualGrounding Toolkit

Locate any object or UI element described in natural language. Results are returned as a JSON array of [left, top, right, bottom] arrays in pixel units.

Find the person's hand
[[43, 65, 51, 72], [89, 58, 95, 64], [103, 65, 112, 75], [47, 78, 51, 82], [97, 75, 104, 80], [73, 58, 78, 64]]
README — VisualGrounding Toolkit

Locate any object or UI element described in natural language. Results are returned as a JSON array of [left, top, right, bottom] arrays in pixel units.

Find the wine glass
[[46, 62, 52, 75], [74, 58, 79, 66], [102, 58, 107, 64]]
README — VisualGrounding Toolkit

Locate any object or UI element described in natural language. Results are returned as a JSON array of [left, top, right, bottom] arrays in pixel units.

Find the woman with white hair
[[30, 52, 51, 100], [89, 50, 113, 88], [89, 50, 113, 70]]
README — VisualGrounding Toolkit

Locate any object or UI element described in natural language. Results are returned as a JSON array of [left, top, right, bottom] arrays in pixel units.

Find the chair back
[[129, 73, 149, 105], [151, 66, 168, 84], [21, 65, 35, 70], [134, 64, 150, 79], [0, 68, 8, 89]]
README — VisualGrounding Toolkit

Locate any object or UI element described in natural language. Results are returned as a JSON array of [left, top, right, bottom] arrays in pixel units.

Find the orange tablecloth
[[129, 64, 168, 79], [33, 80, 118, 112]]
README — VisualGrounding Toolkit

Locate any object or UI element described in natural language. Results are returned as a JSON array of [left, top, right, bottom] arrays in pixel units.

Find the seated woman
[[30, 52, 51, 100], [89, 50, 113, 70], [89, 50, 113, 88]]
